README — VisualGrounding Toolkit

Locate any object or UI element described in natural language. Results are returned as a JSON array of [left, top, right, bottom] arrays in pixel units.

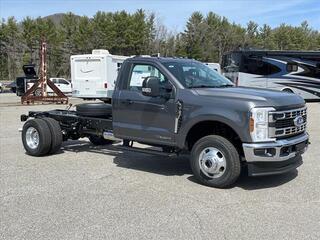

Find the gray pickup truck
[[20, 56, 309, 188]]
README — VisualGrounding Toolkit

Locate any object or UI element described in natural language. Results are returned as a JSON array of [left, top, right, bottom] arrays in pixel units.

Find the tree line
[[1, 10, 319, 80]]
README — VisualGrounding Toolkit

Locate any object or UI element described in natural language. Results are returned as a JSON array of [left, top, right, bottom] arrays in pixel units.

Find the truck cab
[[20, 56, 309, 188]]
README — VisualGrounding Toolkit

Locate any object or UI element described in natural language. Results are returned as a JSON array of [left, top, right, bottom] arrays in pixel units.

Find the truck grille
[[269, 107, 307, 138]]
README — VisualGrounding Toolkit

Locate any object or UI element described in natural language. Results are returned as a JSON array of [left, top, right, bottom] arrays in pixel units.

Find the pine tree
[[0, 10, 319, 81], [183, 12, 205, 59]]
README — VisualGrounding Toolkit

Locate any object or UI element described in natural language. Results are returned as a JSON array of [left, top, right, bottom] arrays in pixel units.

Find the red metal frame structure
[[21, 40, 68, 104]]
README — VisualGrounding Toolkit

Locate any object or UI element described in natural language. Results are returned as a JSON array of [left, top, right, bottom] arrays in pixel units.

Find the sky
[[1, 0, 320, 32]]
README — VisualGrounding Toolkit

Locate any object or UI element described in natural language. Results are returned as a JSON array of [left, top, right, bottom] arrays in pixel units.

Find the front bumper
[[243, 132, 309, 176]]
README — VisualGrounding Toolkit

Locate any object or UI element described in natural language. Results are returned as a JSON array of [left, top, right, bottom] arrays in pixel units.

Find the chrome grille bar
[[269, 106, 307, 138]]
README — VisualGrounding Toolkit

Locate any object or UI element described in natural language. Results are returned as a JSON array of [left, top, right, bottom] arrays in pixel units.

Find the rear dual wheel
[[22, 118, 62, 156], [43, 118, 63, 153]]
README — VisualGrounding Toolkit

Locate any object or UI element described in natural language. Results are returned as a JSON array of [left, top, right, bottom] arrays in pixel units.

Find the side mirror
[[142, 76, 161, 97]]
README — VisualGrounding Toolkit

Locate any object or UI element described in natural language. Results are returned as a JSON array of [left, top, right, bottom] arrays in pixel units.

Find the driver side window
[[128, 64, 166, 91]]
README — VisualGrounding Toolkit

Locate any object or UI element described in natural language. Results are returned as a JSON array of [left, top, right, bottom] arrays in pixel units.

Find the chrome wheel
[[26, 127, 39, 149], [199, 147, 226, 178]]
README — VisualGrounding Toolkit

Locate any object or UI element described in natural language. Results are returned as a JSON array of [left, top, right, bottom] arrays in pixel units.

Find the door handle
[[121, 99, 134, 105]]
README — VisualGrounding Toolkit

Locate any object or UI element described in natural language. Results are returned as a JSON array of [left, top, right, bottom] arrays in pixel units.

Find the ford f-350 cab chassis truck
[[20, 57, 309, 188]]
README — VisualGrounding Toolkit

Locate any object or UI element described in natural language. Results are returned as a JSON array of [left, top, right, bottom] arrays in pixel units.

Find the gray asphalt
[[1, 93, 319, 240]]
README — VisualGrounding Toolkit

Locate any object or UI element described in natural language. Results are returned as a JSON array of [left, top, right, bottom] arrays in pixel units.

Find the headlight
[[250, 107, 275, 142]]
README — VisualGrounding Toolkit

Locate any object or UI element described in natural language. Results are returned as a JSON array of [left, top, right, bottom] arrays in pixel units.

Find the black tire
[[89, 135, 114, 145], [190, 135, 241, 188], [22, 119, 52, 156], [42, 118, 63, 154], [76, 103, 112, 117]]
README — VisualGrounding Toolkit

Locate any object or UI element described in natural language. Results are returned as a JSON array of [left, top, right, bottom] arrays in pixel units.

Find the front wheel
[[190, 135, 241, 188]]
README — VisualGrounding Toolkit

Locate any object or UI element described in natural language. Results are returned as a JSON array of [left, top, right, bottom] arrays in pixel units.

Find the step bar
[[116, 145, 178, 157]]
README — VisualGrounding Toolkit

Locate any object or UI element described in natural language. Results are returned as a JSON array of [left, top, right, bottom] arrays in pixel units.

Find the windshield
[[163, 61, 233, 88]]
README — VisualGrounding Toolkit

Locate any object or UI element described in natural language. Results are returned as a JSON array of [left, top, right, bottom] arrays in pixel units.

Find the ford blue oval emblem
[[294, 116, 304, 127]]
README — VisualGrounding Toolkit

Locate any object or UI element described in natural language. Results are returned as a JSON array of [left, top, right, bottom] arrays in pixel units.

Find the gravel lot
[[1, 93, 319, 240]]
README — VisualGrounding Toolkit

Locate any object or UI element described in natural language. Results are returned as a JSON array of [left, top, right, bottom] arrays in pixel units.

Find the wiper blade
[[215, 84, 234, 88]]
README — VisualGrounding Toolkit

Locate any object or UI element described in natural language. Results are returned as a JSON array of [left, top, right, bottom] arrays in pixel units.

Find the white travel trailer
[[222, 50, 320, 100], [71, 49, 129, 101]]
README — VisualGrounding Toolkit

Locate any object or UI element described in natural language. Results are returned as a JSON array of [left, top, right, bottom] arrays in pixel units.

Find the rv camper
[[71, 49, 129, 101], [222, 50, 320, 100]]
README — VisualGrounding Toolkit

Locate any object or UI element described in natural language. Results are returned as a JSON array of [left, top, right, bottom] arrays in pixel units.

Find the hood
[[194, 86, 305, 110], [23, 64, 37, 78]]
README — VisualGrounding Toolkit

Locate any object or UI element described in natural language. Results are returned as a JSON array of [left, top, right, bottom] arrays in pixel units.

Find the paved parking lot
[[1, 93, 319, 240]]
